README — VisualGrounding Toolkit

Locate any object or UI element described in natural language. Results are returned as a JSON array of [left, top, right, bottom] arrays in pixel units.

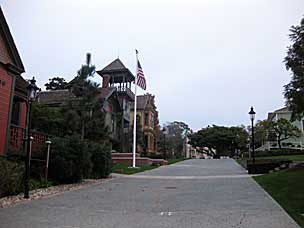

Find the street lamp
[[162, 127, 168, 159], [45, 139, 52, 182], [248, 106, 256, 171], [24, 77, 39, 199]]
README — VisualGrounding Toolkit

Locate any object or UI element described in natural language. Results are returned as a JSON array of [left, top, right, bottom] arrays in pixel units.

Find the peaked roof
[[274, 107, 290, 113], [96, 58, 135, 82], [101, 58, 127, 72], [131, 94, 156, 110], [136, 95, 149, 110], [0, 7, 24, 73], [98, 87, 117, 100], [267, 107, 291, 121], [38, 89, 76, 104]]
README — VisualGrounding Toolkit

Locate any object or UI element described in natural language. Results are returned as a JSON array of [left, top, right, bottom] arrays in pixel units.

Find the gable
[[0, 7, 24, 73], [102, 58, 127, 72], [0, 32, 12, 64]]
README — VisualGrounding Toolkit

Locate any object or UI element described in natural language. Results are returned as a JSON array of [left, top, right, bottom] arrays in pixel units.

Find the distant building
[[130, 94, 160, 155], [262, 107, 304, 150], [183, 137, 193, 158], [0, 7, 28, 155], [38, 58, 135, 152]]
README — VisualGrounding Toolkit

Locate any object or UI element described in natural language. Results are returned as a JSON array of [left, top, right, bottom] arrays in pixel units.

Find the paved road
[[0, 159, 300, 228]]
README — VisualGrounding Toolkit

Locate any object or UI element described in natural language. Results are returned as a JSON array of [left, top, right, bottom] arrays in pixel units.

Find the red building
[[0, 7, 28, 155]]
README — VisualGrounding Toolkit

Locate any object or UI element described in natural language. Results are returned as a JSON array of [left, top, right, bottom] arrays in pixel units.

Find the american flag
[[136, 60, 146, 90]]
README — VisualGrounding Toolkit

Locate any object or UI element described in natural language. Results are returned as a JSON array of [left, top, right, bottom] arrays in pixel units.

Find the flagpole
[[132, 50, 138, 168]]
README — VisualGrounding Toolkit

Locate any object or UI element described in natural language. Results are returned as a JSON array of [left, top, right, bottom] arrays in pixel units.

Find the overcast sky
[[1, 0, 303, 130]]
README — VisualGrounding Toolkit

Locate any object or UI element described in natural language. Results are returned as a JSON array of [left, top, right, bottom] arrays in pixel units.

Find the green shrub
[[147, 153, 164, 159], [30, 161, 46, 180], [48, 135, 92, 183], [256, 148, 304, 157], [29, 179, 57, 190], [89, 142, 112, 178], [0, 157, 24, 197]]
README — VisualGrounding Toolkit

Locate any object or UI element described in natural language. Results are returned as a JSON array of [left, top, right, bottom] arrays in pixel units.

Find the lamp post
[[45, 139, 52, 182], [248, 106, 256, 171], [24, 77, 39, 199], [162, 127, 168, 159]]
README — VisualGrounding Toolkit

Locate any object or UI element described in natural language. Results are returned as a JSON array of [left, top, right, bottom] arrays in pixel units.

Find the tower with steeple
[[97, 58, 135, 152]]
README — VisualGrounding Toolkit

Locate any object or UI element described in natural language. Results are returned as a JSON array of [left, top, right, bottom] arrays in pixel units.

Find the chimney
[[102, 74, 110, 88]]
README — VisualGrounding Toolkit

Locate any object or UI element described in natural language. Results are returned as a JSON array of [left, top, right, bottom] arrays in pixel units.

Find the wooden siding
[[0, 65, 12, 154]]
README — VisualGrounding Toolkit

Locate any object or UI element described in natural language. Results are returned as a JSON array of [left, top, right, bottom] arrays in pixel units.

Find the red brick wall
[[0, 66, 12, 155], [0, 34, 12, 64]]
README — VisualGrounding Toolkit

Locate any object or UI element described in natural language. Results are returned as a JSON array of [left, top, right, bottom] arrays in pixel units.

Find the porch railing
[[8, 125, 48, 157], [9, 125, 25, 153]]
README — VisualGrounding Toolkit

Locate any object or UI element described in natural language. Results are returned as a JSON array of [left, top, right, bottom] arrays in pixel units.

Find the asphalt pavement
[[0, 159, 300, 228]]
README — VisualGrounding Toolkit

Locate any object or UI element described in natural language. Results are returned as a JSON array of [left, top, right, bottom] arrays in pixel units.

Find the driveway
[[0, 159, 300, 228]]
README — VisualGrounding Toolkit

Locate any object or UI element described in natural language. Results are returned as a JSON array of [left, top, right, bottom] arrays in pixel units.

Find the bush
[[48, 136, 111, 183], [246, 159, 292, 174], [89, 142, 112, 178], [256, 148, 304, 157], [48, 135, 93, 184], [147, 153, 164, 159], [0, 157, 24, 197]]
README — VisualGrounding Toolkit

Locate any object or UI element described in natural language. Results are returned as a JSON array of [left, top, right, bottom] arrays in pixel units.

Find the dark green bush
[[30, 161, 46, 180], [0, 157, 24, 197], [48, 135, 92, 183], [89, 142, 112, 178], [147, 153, 164, 159], [256, 148, 304, 157]]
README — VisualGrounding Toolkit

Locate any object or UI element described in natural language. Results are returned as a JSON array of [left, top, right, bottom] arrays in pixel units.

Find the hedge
[[256, 148, 304, 157], [48, 135, 111, 184], [0, 157, 24, 197]]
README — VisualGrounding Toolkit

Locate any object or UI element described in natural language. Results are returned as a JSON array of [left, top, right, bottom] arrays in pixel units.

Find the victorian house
[[0, 7, 28, 155], [97, 58, 135, 152], [130, 94, 160, 155], [38, 58, 135, 152]]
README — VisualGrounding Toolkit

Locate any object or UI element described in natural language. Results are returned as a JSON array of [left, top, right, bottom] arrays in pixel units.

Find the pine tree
[[284, 17, 304, 120], [67, 53, 109, 141]]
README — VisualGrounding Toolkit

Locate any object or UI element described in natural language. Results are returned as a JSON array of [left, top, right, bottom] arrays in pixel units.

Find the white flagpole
[[132, 50, 138, 168]]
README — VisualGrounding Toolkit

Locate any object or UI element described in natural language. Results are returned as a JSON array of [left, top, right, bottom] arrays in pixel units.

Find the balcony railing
[[8, 125, 48, 157]]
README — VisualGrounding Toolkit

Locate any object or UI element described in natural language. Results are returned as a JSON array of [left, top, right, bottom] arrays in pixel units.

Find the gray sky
[[1, 0, 303, 130]]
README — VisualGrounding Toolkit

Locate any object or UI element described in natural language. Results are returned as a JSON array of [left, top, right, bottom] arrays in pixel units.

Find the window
[[302, 120, 304, 132], [150, 114, 154, 126], [11, 102, 20, 126], [144, 113, 149, 126]]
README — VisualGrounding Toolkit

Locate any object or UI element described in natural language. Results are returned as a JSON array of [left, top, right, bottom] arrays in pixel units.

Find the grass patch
[[111, 163, 158, 175], [253, 168, 304, 227], [167, 158, 188, 165], [257, 155, 304, 162], [29, 179, 58, 191], [235, 159, 242, 165]]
